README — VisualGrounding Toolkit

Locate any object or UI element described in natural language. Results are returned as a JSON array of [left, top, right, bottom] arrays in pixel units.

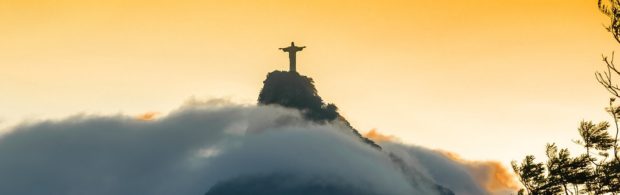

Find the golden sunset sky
[[0, 0, 617, 166]]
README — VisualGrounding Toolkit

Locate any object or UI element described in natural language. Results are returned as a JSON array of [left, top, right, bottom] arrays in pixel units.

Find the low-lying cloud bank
[[0, 101, 516, 195], [365, 130, 519, 195]]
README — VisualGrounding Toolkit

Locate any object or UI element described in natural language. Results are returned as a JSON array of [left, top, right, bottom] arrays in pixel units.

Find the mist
[[0, 100, 515, 194]]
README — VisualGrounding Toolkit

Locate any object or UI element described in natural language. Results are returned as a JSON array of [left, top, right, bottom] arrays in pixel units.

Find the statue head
[[291, 42, 295, 46]]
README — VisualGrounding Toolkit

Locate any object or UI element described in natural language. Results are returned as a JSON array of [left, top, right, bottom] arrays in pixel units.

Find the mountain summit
[[205, 70, 455, 195], [204, 43, 455, 195], [258, 70, 381, 149]]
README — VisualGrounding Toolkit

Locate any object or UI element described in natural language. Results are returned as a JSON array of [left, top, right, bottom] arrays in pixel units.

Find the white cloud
[[0, 102, 507, 195]]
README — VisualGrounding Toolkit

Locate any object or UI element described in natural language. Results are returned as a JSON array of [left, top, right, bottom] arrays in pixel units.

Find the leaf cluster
[[512, 120, 619, 195]]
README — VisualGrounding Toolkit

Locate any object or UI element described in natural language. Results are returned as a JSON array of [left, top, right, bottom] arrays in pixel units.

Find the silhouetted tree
[[511, 100, 620, 194], [511, 155, 556, 195], [510, 2, 620, 194], [511, 141, 607, 195], [544, 144, 593, 194], [599, 0, 620, 44]]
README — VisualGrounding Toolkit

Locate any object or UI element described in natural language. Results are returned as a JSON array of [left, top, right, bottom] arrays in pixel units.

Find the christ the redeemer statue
[[279, 42, 306, 72]]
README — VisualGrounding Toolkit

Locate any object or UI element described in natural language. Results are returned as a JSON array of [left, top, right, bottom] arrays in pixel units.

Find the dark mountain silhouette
[[205, 174, 455, 195], [205, 70, 455, 195], [206, 174, 374, 195], [257, 70, 380, 149]]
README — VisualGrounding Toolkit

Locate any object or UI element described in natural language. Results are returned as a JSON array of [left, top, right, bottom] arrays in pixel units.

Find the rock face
[[257, 71, 380, 149]]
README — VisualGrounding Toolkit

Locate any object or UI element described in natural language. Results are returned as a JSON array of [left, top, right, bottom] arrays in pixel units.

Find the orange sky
[[0, 0, 617, 167]]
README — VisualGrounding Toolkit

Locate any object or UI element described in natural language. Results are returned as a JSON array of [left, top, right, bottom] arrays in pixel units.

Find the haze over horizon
[[1, 0, 618, 173]]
